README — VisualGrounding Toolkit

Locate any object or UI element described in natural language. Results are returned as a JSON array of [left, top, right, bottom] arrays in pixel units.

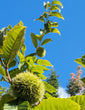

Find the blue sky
[[0, 0, 85, 88]]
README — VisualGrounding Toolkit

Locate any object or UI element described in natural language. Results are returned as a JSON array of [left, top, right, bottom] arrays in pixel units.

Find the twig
[[0, 58, 12, 84]]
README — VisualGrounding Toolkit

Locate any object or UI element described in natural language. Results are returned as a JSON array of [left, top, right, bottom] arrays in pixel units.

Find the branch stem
[[0, 58, 12, 84]]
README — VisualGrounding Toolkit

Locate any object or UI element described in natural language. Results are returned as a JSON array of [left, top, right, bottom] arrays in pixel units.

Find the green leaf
[[43, 81, 57, 93], [32, 56, 37, 62], [31, 32, 38, 48], [34, 16, 45, 23], [18, 51, 25, 63], [34, 72, 47, 80], [4, 104, 17, 110], [32, 65, 49, 74], [9, 68, 21, 78], [51, 0, 63, 8], [49, 12, 64, 20], [18, 101, 29, 110], [0, 65, 6, 76], [18, 62, 25, 70], [9, 63, 28, 78], [0, 94, 15, 110], [36, 34, 44, 41], [44, 1, 50, 10], [19, 21, 24, 25], [33, 98, 80, 110], [81, 77, 85, 83], [44, 92, 53, 98], [41, 39, 52, 46], [74, 58, 85, 68], [42, 12, 48, 18], [0, 46, 3, 56], [8, 25, 12, 29], [5, 101, 30, 110], [50, 22, 58, 27], [70, 95, 85, 110], [50, 5, 61, 12], [37, 59, 52, 66], [21, 44, 26, 55], [51, 28, 60, 35], [8, 60, 16, 68], [26, 59, 34, 71], [0, 27, 8, 47], [3, 24, 26, 66]]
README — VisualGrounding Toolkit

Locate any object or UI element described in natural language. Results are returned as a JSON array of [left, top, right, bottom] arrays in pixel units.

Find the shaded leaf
[[31, 32, 38, 48], [34, 16, 45, 23], [81, 77, 85, 83], [8, 60, 16, 68], [50, 22, 58, 27], [0, 65, 6, 76], [9, 63, 28, 78], [36, 34, 43, 41], [41, 39, 52, 46], [18, 62, 25, 70], [0, 46, 3, 56], [0, 94, 15, 110]]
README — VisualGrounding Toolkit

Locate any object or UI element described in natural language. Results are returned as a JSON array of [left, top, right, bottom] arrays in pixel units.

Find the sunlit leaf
[[34, 72, 47, 80], [50, 5, 61, 12], [51, 28, 60, 35], [33, 98, 80, 110], [43, 81, 57, 93], [32, 65, 49, 74], [51, 0, 63, 8], [3, 24, 26, 66], [37, 59, 52, 66], [70, 95, 85, 110], [41, 39, 52, 46], [74, 58, 85, 68], [49, 12, 64, 20], [21, 44, 26, 55], [18, 51, 25, 63]]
